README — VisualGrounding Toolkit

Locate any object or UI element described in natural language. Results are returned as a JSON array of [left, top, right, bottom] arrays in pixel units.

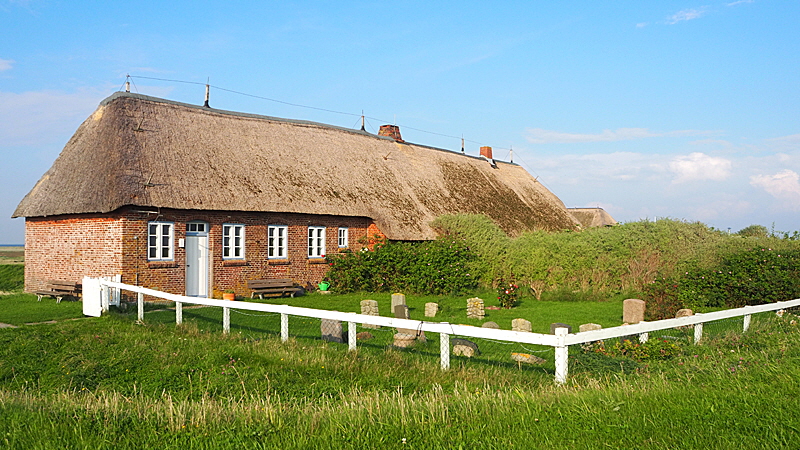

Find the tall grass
[[1, 312, 799, 448]]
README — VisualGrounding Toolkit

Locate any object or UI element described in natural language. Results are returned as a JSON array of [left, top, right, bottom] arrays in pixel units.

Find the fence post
[[176, 301, 183, 325], [102, 284, 111, 312], [223, 307, 230, 334], [280, 313, 288, 342], [137, 292, 144, 323], [440, 332, 450, 370], [743, 306, 752, 332], [348, 321, 357, 351], [554, 327, 569, 385], [694, 322, 703, 344]]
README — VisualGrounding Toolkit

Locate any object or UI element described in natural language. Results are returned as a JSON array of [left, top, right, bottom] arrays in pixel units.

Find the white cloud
[[750, 170, 800, 208], [727, 0, 753, 6], [0, 58, 14, 72], [525, 127, 711, 144], [669, 152, 732, 182], [636, 22, 648, 28], [667, 8, 708, 24]]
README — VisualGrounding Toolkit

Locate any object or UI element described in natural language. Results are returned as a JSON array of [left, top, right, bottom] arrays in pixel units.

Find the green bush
[[0, 265, 24, 292], [326, 238, 478, 295], [645, 247, 800, 317]]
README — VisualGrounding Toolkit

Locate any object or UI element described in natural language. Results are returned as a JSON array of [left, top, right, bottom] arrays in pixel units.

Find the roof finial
[[510, 145, 513, 163], [461, 136, 465, 154], [125, 74, 130, 93], [361, 111, 365, 131], [203, 78, 210, 108]]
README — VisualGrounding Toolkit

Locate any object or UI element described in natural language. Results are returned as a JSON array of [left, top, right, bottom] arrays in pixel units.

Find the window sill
[[148, 261, 178, 269], [268, 259, 291, 266], [308, 258, 328, 264], [222, 260, 247, 267]]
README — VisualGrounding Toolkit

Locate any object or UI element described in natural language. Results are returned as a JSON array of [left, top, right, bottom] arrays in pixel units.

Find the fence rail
[[83, 277, 800, 384]]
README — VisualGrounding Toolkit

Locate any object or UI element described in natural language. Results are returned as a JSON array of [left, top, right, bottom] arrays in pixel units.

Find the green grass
[[0, 264, 23, 292], [0, 293, 84, 325], [0, 309, 799, 449]]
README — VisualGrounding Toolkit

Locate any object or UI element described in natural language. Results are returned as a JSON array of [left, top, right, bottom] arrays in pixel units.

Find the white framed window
[[268, 225, 288, 259], [222, 224, 245, 259], [148, 221, 174, 261], [308, 226, 326, 258], [338, 227, 349, 248]]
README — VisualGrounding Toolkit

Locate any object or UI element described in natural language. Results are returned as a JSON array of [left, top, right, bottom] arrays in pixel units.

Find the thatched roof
[[14, 92, 579, 240], [567, 207, 617, 228]]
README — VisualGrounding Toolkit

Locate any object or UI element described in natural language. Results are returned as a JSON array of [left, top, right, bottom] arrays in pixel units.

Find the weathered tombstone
[[451, 338, 480, 357], [511, 352, 546, 365], [512, 318, 532, 333], [482, 321, 500, 329], [550, 322, 572, 334], [579, 323, 602, 333], [466, 297, 485, 319], [393, 333, 416, 348], [391, 293, 406, 315], [424, 302, 439, 317], [321, 319, 344, 343], [675, 308, 694, 330], [623, 299, 646, 324], [394, 304, 410, 319], [360, 299, 380, 329], [394, 304, 416, 335], [578, 323, 604, 350]]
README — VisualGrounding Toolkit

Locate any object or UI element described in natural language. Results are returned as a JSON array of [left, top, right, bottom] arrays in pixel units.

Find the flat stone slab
[[0, 323, 18, 328]]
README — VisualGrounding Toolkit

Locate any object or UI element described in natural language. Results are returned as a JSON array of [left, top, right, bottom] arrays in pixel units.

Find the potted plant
[[223, 289, 235, 301]]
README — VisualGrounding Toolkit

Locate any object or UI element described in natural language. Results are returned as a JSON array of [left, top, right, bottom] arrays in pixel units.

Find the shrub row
[[326, 238, 478, 295]]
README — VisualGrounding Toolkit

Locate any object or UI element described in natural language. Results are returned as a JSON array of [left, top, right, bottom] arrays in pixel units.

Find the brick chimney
[[378, 125, 404, 142], [480, 146, 493, 159]]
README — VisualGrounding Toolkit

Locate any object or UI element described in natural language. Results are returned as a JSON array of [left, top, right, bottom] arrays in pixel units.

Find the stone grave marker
[[321, 319, 344, 343], [451, 338, 480, 357], [482, 321, 500, 329], [360, 299, 380, 329], [393, 333, 416, 348], [394, 304, 416, 335], [579, 323, 602, 332], [512, 318, 532, 333], [391, 293, 406, 315], [550, 322, 572, 334], [623, 299, 646, 324], [466, 297, 485, 319], [511, 352, 546, 365], [424, 302, 439, 317]]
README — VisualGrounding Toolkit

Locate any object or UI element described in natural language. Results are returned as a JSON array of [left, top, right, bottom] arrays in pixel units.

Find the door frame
[[185, 221, 210, 297]]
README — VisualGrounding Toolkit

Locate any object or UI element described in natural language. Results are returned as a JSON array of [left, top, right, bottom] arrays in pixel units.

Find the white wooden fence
[[83, 277, 800, 385]]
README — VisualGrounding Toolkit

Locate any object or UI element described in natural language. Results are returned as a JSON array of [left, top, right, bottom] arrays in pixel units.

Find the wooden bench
[[34, 280, 81, 303], [247, 279, 305, 299]]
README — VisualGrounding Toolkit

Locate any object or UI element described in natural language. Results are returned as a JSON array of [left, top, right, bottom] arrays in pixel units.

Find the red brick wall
[[25, 207, 382, 298], [25, 214, 124, 292]]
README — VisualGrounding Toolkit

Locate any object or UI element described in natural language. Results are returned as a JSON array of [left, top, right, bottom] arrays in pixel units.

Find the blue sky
[[2, 1, 799, 244]]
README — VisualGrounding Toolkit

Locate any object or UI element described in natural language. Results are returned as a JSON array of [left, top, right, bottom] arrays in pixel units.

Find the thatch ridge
[[567, 207, 617, 228], [15, 92, 579, 239]]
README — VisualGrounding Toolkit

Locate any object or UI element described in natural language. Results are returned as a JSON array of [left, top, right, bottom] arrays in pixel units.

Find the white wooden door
[[185, 231, 209, 298]]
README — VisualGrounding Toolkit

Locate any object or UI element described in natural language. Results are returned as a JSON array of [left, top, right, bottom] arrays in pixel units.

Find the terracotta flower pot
[[223, 293, 235, 301]]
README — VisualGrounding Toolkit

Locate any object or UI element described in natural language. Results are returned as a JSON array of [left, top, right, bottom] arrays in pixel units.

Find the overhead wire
[[128, 75, 514, 154]]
